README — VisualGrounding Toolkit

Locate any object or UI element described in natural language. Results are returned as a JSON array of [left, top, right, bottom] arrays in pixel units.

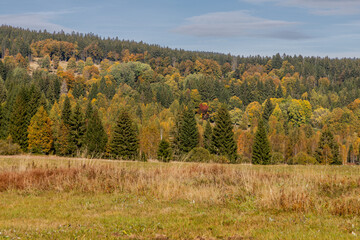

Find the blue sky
[[1, 0, 360, 57]]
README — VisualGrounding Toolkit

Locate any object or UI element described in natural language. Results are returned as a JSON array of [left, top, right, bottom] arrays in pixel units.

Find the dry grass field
[[0, 155, 360, 239]]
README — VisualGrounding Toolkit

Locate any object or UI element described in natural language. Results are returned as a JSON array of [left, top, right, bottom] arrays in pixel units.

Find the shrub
[[184, 147, 211, 163], [270, 152, 285, 165], [157, 139, 172, 162], [0, 140, 22, 155], [291, 152, 317, 165]]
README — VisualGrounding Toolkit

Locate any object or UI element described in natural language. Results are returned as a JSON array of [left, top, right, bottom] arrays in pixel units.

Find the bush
[[0, 140, 22, 155], [212, 155, 230, 164], [157, 139, 172, 162], [270, 152, 285, 165], [236, 154, 251, 164], [291, 152, 317, 165], [184, 147, 211, 163]]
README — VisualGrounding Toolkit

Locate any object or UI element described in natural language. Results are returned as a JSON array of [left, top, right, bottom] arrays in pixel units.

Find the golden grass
[[1, 155, 360, 217]]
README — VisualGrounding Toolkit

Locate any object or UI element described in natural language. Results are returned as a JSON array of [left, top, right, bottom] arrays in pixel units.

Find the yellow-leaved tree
[[28, 106, 53, 154]]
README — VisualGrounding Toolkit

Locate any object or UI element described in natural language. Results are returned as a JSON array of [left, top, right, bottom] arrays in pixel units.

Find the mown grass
[[0, 155, 360, 239]]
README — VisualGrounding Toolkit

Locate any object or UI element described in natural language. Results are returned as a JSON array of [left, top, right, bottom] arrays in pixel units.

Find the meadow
[[0, 155, 360, 239]]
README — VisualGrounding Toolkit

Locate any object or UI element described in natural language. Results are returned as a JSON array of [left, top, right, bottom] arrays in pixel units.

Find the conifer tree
[[252, 120, 271, 165], [262, 98, 274, 121], [315, 127, 340, 165], [61, 96, 72, 126], [203, 120, 212, 151], [0, 105, 7, 139], [67, 103, 86, 155], [157, 139, 172, 162], [0, 77, 7, 103], [28, 106, 53, 154], [275, 85, 284, 98], [347, 144, 354, 164], [85, 100, 93, 120], [211, 105, 237, 162], [86, 108, 107, 156], [9, 90, 28, 148], [178, 107, 199, 153], [110, 109, 139, 160]]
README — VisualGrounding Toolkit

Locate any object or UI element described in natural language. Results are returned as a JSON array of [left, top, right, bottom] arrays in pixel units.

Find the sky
[[1, 0, 360, 58]]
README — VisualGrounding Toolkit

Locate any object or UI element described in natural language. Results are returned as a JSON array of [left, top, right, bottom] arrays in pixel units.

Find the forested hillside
[[1, 25, 360, 164]]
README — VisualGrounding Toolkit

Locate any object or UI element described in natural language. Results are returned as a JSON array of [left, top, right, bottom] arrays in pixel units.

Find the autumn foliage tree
[[28, 106, 53, 154]]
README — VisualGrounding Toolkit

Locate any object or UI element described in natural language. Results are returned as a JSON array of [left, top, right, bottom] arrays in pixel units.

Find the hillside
[[0, 26, 360, 164]]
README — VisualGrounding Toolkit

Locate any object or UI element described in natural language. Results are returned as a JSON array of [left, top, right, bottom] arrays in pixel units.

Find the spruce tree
[[347, 144, 354, 164], [211, 105, 237, 162], [315, 127, 340, 165], [203, 120, 212, 151], [86, 109, 107, 156], [67, 103, 86, 155], [252, 120, 271, 165], [27, 106, 53, 154], [9, 87, 32, 150], [157, 139, 172, 162], [178, 107, 199, 153], [110, 109, 139, 160], [61, 96, 72, 126], [262, 98, 274, 121], [0, 77, 7, 103], [0, 105, 7, 139], [275, 85, 284, 98]]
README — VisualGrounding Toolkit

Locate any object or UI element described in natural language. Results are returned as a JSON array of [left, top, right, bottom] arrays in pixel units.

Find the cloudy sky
[[1, 0, 360, 57]]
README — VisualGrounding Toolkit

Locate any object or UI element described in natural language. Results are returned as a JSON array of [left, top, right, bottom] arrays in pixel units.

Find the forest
[[1, 25, 360, 165]]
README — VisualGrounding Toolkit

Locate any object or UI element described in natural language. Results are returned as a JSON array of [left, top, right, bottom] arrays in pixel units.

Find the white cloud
[[174, 11, 308, 40], [0, 11, 74, 32], [244, 0, 360, 15]]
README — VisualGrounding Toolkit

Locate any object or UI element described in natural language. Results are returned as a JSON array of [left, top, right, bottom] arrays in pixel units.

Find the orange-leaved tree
[[28, 106, 53, 154]]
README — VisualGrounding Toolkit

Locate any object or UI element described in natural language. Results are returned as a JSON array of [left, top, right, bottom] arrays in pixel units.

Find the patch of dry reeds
[[1, 161, 360, 216]]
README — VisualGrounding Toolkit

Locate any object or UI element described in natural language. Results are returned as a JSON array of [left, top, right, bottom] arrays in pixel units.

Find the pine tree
[[61, 96, 72, 126], [85, 100, 93, 120], [275, 85, 284, 98], [203, 120, 212, 151], [252, 120, 271, 165], [88, 83, 99, 101], [0, 76, 7, 103], [110, 109, 139, 160], [315, 127, 340, 165], [67, 103, 86, 155], [9, 87, 42, 150], [86, 108, 107, 156], [262, 98, 274, 121], [0, 105, 7, 139], [211, 105, 237, 162], [178, 107, 199, 153], [27, 106, 53, 154], [157, 139, 172, 162]]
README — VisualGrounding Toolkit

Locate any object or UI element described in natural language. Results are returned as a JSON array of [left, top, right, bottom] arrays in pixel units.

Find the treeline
[[1, 26, 360, 164]]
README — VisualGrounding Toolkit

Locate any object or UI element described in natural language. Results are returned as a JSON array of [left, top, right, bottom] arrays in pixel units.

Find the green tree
[[315, 127, 340, 165], [275, 85, 284, 98], [27, 106, 53, 154], [211, 105, 237, 162], [85, 108, 108, 156], [262, 98, 274, 121], [203, 120, 212, 151], [157, 139, 172, 162], [61, 96, 72, 126], [110, 109, 139, 159], [9, 86, 42, 150], [0, 76, 7, 103], [67, 103, 86, 155], [178, 107, 199, 153], [252, 120, 271, 165]]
